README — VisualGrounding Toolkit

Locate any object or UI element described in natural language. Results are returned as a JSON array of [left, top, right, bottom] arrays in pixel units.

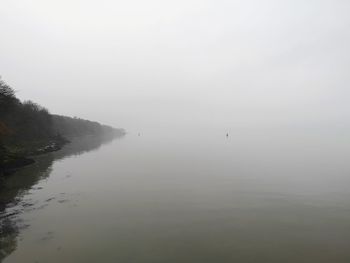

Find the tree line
[[0, 77, 124, 174]]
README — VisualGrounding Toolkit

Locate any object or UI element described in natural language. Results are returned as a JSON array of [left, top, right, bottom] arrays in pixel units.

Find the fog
[[1, 0, 349, 132], [2, 2, 350, 262]]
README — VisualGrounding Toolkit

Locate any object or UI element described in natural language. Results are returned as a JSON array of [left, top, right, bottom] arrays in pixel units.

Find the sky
[[0, 0, 349, 131]]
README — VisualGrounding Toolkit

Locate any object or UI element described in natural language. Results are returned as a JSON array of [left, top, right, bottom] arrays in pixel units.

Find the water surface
[[1, 128, 350, 263]]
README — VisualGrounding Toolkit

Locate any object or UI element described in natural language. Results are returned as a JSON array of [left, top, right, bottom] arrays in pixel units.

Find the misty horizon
[[1, 0, 349, 131]]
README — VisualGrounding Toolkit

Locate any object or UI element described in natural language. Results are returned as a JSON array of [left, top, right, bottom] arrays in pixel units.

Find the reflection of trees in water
[[0, 133, 124, 262], [0, 154, 54, 263], [54, 133, 122, 161], [0, 218, 18, 261]]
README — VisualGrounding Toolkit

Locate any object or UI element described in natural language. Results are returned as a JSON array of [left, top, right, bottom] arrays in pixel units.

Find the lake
[[1, 127, 350, 263]]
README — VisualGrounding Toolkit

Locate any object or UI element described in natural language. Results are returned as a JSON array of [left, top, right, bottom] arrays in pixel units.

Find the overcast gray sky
[[1, 0, 349, 131]]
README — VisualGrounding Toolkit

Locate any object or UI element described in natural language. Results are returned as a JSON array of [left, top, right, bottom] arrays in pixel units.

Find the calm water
[[1, 128, 350, 262]]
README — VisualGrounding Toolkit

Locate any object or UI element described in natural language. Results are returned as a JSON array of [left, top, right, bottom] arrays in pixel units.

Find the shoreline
[[0, 130, 125, 178], [0, 139, 69, 177]]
